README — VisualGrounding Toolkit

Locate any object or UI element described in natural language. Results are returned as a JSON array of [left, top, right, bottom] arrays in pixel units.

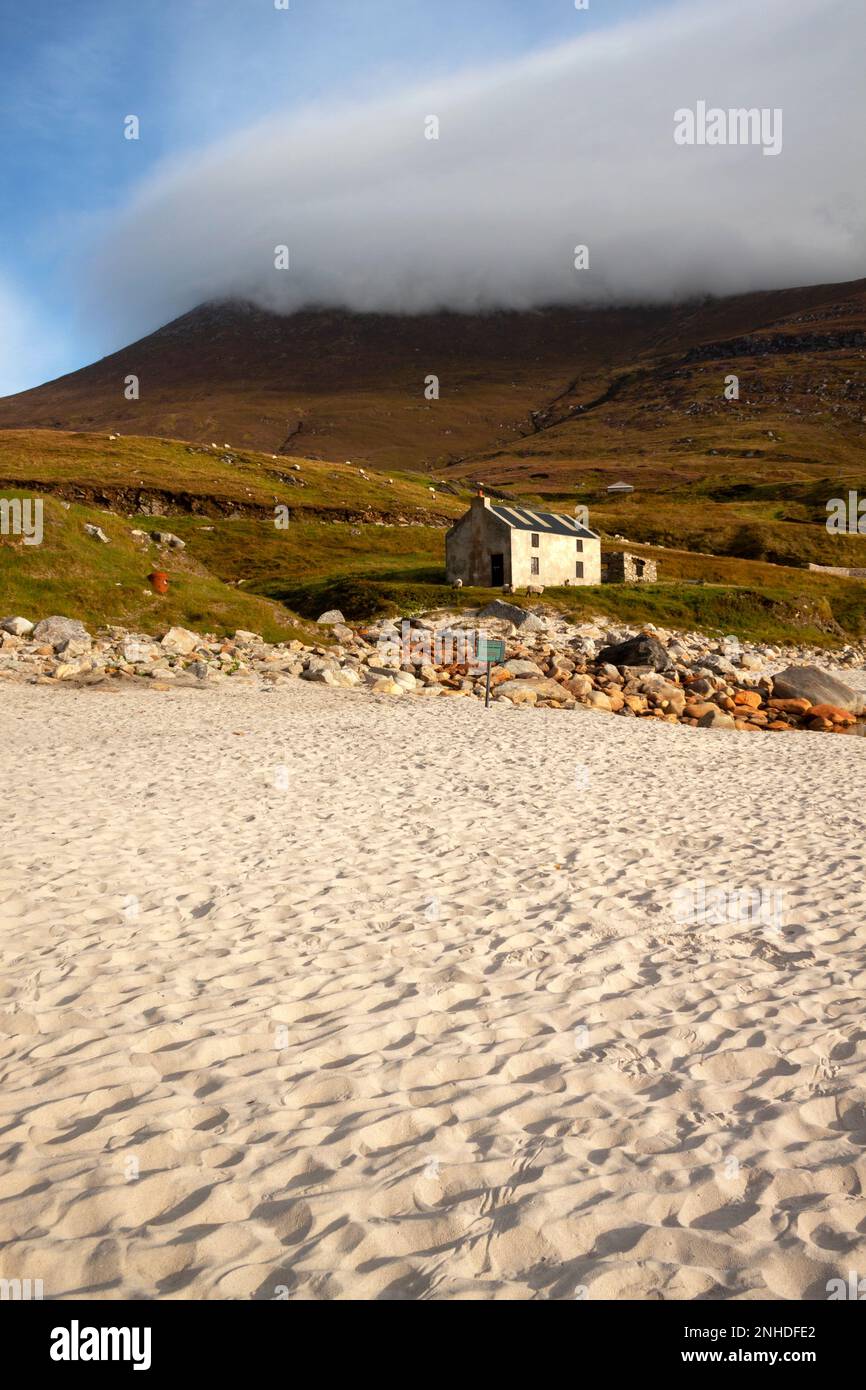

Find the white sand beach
[[2, 678, 866, 1300]]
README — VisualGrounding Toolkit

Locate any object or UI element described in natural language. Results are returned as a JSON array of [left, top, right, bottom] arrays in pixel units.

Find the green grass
[[3, 427, 866, 649], [0, 491, 317, 642], [0, 428, 466, 521]]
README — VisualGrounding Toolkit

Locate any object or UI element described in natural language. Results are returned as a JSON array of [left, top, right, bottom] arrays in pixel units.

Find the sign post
[[477, 636, 506, 708]]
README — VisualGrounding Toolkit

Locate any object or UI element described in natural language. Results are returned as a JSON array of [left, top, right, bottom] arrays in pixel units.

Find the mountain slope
[[2, 279, 864, 480]]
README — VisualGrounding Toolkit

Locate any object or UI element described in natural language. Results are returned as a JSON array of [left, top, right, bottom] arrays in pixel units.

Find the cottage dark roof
[[489, 504, 597, 539]]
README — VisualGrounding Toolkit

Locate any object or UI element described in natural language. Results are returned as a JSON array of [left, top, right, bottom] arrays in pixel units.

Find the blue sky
[[2, 0, 862, 394], [0, 0, 659, 393]]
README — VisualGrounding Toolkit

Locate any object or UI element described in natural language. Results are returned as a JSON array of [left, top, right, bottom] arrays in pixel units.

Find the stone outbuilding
[[445, 491, 601, 588], [602, 551, 658, 583]]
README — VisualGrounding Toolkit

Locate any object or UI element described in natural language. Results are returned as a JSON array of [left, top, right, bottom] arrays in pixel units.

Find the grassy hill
[[2, 278, 865, 647], [3, 428, 865, 649]]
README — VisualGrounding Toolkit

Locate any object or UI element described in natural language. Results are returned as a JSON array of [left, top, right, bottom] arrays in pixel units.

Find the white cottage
[[445, 490, 601, 588]]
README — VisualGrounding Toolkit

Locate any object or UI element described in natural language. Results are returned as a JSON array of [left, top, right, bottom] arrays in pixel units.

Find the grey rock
[[32, 616, 90, 650], [698, 707, 737, 729], [772, 665, 864, 713], [55, 637, 92, 658], [84, 524, 110, 544], [597, 634, 670, 672], [151, 531, 186, 549], [316, 609, 346, 625], [160, 627, 200, 655], [478, 600, 541, 629], [701, 655, 738, 677]]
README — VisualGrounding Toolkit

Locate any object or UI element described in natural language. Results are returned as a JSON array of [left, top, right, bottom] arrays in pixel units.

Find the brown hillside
[[0, 279, 863, 484]]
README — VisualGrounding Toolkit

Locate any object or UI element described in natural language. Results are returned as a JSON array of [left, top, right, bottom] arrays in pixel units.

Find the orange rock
[[685, 701, 717, 719], [768, 697, 812, 715], [767, 720, 792, 731], [808, 717, 834, 731], [808, 704, 856, 724], [734, 689, 762, 709]]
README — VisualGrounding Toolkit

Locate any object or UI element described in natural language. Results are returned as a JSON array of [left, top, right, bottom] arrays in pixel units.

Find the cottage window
[[531, 557, 540, 576], [575, 561, 584, 579], [531, 533, 540, 548], [576, 539, 583, 552]]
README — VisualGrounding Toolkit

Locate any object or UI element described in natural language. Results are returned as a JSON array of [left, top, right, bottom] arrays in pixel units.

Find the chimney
[[472, 484, 490, 511]]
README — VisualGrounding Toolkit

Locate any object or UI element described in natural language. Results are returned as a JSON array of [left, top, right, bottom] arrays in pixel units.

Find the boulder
[[586, 689, 612, 711], [808, 704, 857, 725], [505, 677, 573, 705], [767, 697, 812, 716], [151, 531, 186, 549], [596, 634, 670, 672], [697, 707, 737, 730], [122, 638, 157, 664], [642, 678, 686, 715], [53, 657, 93, 680], [771, 665, 863, 714], [701, 655, 738, 677], [302, 657, 342, 679], [370, 677, 405, 696], [160, 627, 200, 656], [0, 616, 34, 637], [565, 674, 594, 700], [84, 524, 110, 544], [32, 616, 90, 650], [316, 609, 345, 625], [477, 600, 538, 629], [502, 658, 543, 677], [506, 683, 538, 706], [56, 637, 92, 658], [391, 670, 417, 690]]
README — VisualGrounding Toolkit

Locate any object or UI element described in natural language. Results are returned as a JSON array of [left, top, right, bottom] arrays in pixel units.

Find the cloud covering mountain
[[81, 0, 865, 336]]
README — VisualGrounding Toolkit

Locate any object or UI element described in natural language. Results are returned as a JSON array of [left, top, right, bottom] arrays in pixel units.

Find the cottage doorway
[[490, 553, 504, 586]]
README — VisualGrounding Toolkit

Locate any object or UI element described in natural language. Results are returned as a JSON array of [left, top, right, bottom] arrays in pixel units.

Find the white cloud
[[89, 0, 866, 338]]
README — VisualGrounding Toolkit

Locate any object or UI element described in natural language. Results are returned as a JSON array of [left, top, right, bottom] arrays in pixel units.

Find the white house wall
[[446, 500, 602, 587], [509, 527, 601, 586]]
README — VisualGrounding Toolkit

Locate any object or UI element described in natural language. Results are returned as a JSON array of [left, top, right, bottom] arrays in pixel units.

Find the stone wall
[[807, 563, 866, 579], [603, 551, 658, 583]]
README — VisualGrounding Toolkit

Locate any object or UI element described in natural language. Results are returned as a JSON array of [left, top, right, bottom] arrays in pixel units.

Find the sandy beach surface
[[2, 677, 866, 1301]]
